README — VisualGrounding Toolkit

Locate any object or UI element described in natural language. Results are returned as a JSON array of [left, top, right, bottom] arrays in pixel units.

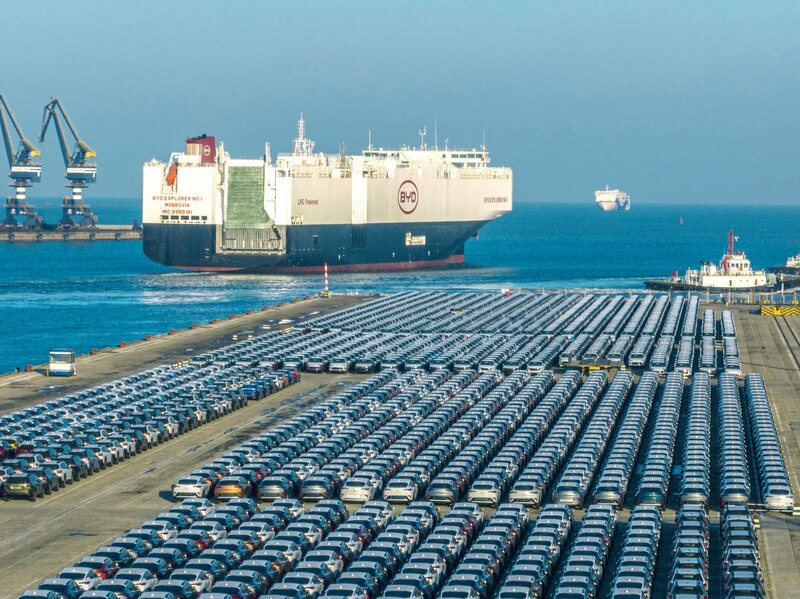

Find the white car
[[169, 569, 213, 593], [181, 497, 215, 517], [172, 476, 211, 499], [57, 567, 102, 590], [41, 460, 75, 486], [140, 520, 178, 541], [189, 521, 228, 542], [114, 568, 158, 592]]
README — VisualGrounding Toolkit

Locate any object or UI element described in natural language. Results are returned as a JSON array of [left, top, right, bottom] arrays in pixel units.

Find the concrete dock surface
[[0, 294, 371, 413]]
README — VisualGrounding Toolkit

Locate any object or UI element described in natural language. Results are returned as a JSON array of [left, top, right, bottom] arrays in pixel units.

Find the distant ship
[[768, 253, 800, 276], [644, 231, 800, 293], [595, 186, 630, 211]]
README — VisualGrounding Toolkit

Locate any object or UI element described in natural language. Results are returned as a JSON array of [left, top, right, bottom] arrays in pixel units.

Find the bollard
[[25, 364, 33, 372], [90, 348, 98, 355], [119, 341, 126, 348], [168, 329, 176, 335], [190, 324, 198, 329], [144, 335, 151, 341]]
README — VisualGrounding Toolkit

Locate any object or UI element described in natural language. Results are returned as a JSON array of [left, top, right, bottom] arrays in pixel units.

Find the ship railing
[[455, 168, 511, 180]]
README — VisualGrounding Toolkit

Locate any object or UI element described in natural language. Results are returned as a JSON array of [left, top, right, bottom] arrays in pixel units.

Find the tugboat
[[768, 253, 800, 276], [644, 231, 800, 293]]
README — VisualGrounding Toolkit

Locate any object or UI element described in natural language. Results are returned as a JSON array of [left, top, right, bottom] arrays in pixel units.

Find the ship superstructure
[[595, 186, 630, 211], [142, 117, 512, 272]]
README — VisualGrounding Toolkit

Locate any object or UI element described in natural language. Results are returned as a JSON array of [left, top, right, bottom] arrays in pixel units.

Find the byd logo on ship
[[398, 180, 419, 214]]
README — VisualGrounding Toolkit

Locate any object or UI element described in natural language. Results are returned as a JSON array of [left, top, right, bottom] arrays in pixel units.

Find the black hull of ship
[[768, 266, 800, 275], [143, 220, 490, 273], [643, 280, 796, 293]]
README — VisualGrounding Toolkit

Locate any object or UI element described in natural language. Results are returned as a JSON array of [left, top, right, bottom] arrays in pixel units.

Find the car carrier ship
[[595, 186, 630, 211], [142, 117, 513, 272]]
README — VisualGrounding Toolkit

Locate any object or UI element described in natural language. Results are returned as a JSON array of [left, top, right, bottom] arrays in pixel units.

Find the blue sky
[[2, 1, 798, 204]]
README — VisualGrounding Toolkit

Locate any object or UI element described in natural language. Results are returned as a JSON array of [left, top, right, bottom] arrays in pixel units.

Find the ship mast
[[723, 229, 737, 274], [293, 114, 315, 156]]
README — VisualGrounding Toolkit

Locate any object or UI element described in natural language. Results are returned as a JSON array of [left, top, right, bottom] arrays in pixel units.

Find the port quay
[[1, 289, 799, 599]]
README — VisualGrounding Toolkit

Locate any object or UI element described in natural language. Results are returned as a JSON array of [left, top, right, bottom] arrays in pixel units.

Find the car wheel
[[29, 493, 36, 502], [44, 484, 52, 495]]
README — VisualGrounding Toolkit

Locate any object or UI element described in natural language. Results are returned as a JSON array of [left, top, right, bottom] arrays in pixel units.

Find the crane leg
[[2, 185, 43, 230], [58, 185, 98, 229]]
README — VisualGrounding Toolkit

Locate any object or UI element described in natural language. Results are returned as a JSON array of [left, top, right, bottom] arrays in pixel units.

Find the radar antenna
[[418, 125, 427, 150]]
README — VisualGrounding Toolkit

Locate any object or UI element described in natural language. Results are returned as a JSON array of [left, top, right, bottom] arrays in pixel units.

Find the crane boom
[[0, 93, 41, 168], [0, 109, 14, 170], [0, 93, 43, 230], [37, 97, 98, 229], [39, 97, 96, 169]]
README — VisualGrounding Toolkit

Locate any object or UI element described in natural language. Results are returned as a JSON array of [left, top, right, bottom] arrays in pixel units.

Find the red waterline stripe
[[174, 254, 465, 274]]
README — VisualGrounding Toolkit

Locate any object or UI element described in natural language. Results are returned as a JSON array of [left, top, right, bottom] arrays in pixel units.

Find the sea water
[[1, 199, 798, 373]]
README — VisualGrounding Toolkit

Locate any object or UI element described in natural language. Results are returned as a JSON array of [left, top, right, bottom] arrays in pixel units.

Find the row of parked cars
[[591, 372, 658, 508], [1, 359, 301, 502], [720, 505, 765, 598], [551, 373, 634, 508], [172, 369, 411, 501], [424, 372, 554, 506], [667, 505, 710, 598], [745, 374, 795, 511], [634, 372, 682, 508], [718, 374, 752, 506], [24, 496, 294, 597], [435, 504, 529, 599], [380, 371, 521, 505], [494, 504, 572, 598], [679, 373, 711, 507], [509, 372, 609, 507], [549, 504, 617, 599], [467, 373, 578, 507], [608, 505, 661, 599]]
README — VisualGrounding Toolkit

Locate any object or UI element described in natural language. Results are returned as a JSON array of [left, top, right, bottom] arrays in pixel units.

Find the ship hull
[[143, 219, 489, 273], [768, 266, 800, 275], [595, 200, 630, 211], [643, 279, 799, 293], [596, 201, 619, 212]]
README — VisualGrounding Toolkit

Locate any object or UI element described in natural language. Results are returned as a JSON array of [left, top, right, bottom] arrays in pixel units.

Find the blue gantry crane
[[39, 97, 98, 228], [0, 93, 44, 228]]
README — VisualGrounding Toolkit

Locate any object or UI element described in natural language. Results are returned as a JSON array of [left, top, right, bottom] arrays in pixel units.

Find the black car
[[2, 473, 45, 501]]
